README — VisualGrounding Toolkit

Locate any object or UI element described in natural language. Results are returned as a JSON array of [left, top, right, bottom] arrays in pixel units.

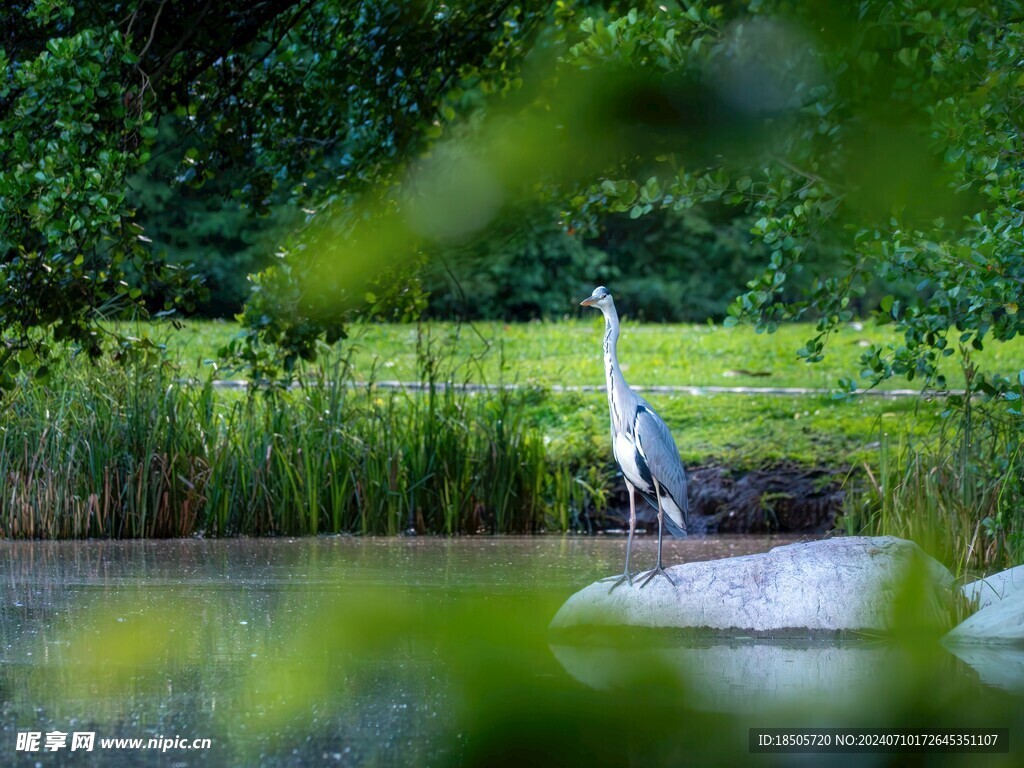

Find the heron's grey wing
[[633, 404, 689, 528]]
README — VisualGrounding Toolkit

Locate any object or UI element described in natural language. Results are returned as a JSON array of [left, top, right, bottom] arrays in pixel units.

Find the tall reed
[[0, 335, 599, 538], [841, 390, 1024, 574]]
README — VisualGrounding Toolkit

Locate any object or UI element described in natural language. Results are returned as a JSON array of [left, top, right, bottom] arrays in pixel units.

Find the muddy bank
[[598, 463, 846, 535]]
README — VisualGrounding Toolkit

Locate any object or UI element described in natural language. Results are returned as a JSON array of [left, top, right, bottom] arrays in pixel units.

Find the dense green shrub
[[423, 206, 614, 321], [423, 204, 772, 322], [422, 201, 918, 324], [127, 118, 301, 318]]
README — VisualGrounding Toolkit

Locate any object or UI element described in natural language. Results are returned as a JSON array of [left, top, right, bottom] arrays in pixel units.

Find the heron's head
[[580, 286, 612, 310]]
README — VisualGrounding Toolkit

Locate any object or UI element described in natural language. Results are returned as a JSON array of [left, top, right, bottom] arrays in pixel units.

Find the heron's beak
[[580, 296, 597, 307]]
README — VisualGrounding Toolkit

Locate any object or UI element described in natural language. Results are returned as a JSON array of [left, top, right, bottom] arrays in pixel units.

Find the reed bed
[[842, 393, 1024, 575], [0, 354, 602, 538]]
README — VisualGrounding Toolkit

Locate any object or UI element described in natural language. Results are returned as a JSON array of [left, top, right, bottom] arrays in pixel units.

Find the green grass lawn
[[129, 316, 1024, 392], [109, 316, 1019, 470]]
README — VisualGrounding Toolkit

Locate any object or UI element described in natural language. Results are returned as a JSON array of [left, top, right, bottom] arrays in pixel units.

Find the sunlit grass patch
[[532, 388, 940, 469], [119, 317, 1024, 391]]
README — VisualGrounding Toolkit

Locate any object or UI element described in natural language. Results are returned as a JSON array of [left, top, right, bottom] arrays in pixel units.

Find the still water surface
[[0, 535, 1021, 766]]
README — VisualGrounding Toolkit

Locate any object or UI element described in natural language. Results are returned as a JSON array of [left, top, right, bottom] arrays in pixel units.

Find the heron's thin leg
[[640, 478, 675, 588], [604, 480, 637, 591]]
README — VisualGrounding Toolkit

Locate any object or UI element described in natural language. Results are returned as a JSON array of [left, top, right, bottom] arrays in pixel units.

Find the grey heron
[[580, 285, 689, 590]]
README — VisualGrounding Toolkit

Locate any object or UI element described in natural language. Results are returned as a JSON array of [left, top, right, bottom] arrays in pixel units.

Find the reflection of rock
[[945, 591, 1024, 644], [550, 537, 952, 633], [945, 645, 1024, 694], [550, 640, 891, 713], [962, 564, 1024, 609]]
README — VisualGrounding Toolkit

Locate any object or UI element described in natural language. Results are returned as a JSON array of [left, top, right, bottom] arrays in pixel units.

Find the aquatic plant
[[841, 395, 1024, 575], [0, 339, 599, 538]]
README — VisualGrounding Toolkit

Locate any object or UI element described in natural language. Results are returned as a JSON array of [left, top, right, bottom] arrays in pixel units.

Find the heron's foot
[[601, 571, 636, 592], [639, 565, 675, 589]]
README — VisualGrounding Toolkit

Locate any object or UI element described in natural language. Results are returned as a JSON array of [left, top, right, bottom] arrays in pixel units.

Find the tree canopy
[[1, 0, 550, 383], [561, 2, 1024, 397], [2, 0, 1023, 400]]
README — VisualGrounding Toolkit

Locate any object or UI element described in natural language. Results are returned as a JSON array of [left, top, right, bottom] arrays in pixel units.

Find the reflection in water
[[0, 536, 1021, 766], [551, 639, 894, 713], [946, 645, 1024, 695]]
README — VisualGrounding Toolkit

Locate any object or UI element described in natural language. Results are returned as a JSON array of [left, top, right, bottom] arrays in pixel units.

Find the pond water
[[0, 535, 1021, 767]]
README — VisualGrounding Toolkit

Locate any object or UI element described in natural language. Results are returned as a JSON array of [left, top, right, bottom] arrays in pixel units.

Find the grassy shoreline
[[1, 319, 1021, 571]]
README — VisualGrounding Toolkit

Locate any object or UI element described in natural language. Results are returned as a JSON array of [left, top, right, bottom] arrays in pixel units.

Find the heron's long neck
[[602, 302, 629, 405]]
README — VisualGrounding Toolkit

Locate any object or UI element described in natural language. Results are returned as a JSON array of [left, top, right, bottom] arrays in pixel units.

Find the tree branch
[[137, 0, 168, 59]]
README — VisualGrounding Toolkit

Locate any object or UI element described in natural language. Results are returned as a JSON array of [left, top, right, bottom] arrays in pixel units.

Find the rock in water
[[960, 564, 1024, 610], [945, 564, 1024, 646], [945, 592, 1024, 645], [550, 536, 952, 634]]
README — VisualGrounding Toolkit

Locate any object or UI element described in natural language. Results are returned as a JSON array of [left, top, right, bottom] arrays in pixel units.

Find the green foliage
[[188, 0, 556, 374], [425, 204, 778, 323], [2, 0, 552, 384], [841, 394, 1024, 575], [560, 1, 1024, 401], [226, 248, 428, 386], [0, 0, 202, 390], [222, 0, 1024, 395], [173, 0, 545, 212], [589, 208, 769, 322], [127, 117, 301, 317], [423, 204, 615, 321], [7, 0, 1024, 401], [5, 0, 1024, 559], [0, 343, 599, 537]]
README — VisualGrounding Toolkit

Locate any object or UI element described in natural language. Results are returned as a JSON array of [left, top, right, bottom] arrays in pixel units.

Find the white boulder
[[945, 591, 1024, 645], [961, 564, 1024, 609], [550, 536, 952, 633]]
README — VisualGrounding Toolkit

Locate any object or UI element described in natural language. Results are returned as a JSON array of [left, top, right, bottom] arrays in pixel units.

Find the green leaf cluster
[[559, 1, 1024, 402], [0, 1, 202, 389]]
